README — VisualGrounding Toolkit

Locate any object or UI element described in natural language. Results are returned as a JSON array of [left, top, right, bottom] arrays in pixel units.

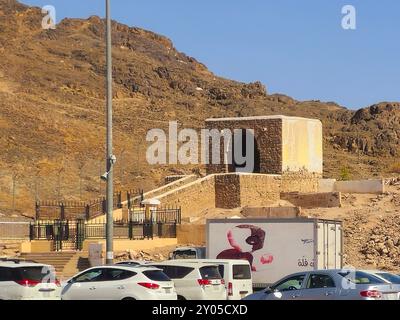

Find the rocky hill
[[0, 0, 399, 216]]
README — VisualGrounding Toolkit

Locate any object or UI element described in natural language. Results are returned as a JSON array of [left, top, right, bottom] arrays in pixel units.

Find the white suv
[[177, 259, 253, 300], [150, 261, 227, 300], [61, 265, 177, 300], [0, 259, 61, 300]]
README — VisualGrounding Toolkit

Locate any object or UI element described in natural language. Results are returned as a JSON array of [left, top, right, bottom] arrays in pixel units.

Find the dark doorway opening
[[230, 129, 261, 173]]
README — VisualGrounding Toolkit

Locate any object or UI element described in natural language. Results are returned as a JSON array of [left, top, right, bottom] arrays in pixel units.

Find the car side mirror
[[264, 287, 273, 294], [168, 252, 173, 260]]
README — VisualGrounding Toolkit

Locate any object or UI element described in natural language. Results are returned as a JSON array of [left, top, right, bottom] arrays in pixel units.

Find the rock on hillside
[[0, 0, 399, 215]]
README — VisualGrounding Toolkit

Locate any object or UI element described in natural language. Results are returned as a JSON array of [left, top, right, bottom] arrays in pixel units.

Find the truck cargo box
[[206, 218, 343, 287]]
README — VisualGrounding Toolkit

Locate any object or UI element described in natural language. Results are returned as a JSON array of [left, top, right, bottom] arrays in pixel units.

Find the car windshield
[[200, 266, 222, 280], [338, 271, 385, 284], [376, 272, 400, 284]]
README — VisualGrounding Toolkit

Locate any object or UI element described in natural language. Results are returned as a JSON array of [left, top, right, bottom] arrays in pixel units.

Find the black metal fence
[[35, 192, 125, 221], [30, 210, 180, 251], [126, 189, 144, 210], [129, 207, 181, 224]]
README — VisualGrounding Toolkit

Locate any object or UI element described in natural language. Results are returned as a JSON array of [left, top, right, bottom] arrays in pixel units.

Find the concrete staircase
[[62, 252, 90, 279], [20, 252, 90, 280]]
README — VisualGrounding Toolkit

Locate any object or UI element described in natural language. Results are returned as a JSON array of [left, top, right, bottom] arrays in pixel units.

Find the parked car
[[0, 259, 61, 300], [115, 260, 150, 266], [174, 259, 253, 300], [149, 261, 226, 300], [361, 270, 400, 284], [243, 269, 400, 300], [170, 247, 206, 260], [61, 265, 177, 300], [361, 270, 400, 299]]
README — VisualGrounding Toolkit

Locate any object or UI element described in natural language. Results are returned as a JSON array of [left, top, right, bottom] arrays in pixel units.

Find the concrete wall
[[281, 172, 320, 193], [280, 192, 342, 208], [318, 179, 384, 194], [239, 174, 281, 207], [82, 239, 177, 252], [20, 240, 53, 253], [156, 175, 216, 217], [318, 179, 337, 193], [0, 221, 30, 240], [282, 117, 323, 174], [177, 225, 206, 245], [165, 175, 193, 185], [334, 179, 384, 194], [154, 172, 320, 215], [121, 175, 198, 207]]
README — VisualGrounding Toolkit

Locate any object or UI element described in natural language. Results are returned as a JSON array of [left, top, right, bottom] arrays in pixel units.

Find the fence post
[[29, 222, 33, 240], [85, 204, 90, 220], [60, 203, 65, 220], [127, 191, 131, 210], [118, 191, 122, 208], [35, 202, 40, 220], [128, 220, 133, 240]]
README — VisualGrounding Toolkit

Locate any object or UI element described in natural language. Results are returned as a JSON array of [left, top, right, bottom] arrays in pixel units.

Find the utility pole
[[105, 0, 114, 265]]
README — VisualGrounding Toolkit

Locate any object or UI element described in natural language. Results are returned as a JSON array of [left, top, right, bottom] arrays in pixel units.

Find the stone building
[[205, 115, 323, 176]]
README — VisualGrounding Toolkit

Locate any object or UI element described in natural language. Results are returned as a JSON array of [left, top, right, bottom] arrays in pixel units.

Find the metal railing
[[35, 192, 123, 221], [29, 219, 178, 246]]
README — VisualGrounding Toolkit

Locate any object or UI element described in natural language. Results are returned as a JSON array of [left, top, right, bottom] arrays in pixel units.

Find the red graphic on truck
[[216, 224, 274, 271]]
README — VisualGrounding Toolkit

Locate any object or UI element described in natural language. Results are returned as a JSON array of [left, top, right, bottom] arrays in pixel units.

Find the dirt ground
[[303, 184, 400, 272]]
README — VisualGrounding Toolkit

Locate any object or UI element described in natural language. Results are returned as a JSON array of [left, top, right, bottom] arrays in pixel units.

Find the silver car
[[244, 269, 400, 300], [361, 270, 400, 285]]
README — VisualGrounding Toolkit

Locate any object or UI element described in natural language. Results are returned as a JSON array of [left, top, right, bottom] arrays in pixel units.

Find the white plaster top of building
[[205, 115, 321, 123]]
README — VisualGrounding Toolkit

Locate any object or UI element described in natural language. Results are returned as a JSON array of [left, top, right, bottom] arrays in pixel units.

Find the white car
[[150, 261, 227, 300], [0, 259, 61, 300], [61, 265, 177, 300], [115, 260, 150, 266], [176, 259, 253, 300]]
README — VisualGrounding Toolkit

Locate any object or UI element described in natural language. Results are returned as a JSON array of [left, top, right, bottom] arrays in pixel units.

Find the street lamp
[[105, 0, 115, 265]]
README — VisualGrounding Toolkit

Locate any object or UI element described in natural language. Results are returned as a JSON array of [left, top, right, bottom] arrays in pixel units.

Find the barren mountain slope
[[0, 0, 399, 215]]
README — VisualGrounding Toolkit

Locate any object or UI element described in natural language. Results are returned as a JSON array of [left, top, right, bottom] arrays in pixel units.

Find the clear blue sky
[[21, 0, 400, 109]]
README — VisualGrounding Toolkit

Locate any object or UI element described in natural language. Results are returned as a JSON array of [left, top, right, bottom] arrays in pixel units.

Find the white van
[[174, 259, 253, 300], [149, 261, 226, 300]]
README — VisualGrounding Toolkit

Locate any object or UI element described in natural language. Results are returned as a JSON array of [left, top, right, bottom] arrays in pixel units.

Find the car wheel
[[177, 295, 186, 300], [122, 297, 136, 301]]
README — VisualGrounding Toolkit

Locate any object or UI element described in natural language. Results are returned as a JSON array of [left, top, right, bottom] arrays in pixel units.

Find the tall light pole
[[105, 0, 114, 265]]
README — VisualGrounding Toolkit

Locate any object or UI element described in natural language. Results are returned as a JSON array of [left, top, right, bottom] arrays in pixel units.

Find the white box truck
[[206, 218, 343, 288]]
